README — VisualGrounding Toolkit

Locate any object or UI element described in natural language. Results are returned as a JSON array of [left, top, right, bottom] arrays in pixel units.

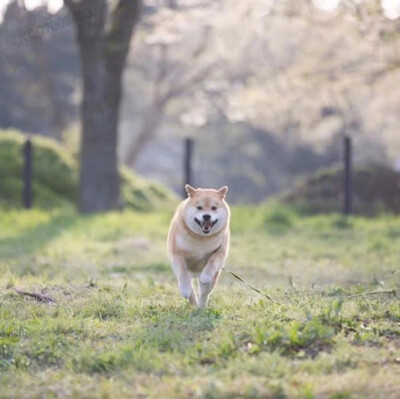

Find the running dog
[[167, 185, 230, 308]]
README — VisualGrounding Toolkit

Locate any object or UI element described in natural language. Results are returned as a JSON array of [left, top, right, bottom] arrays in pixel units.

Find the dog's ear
[[185, 184, 197, 197], [218, 186, 228, 199]]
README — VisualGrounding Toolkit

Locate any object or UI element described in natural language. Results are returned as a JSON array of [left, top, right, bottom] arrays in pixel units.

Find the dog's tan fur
[[167, 185, 230, 308]]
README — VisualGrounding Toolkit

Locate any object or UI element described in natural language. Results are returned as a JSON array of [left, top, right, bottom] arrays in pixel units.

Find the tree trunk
[[65, 0, 142, 213]]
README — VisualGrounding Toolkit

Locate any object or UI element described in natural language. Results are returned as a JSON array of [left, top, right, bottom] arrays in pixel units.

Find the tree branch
[[346, 290, 397, 299], [163, 61, 219, 101], [15, 289, 56, 304], [105, 0, 143, 60]]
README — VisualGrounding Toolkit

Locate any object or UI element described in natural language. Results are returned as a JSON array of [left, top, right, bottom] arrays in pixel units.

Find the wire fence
[[19, 133, 400, 214]]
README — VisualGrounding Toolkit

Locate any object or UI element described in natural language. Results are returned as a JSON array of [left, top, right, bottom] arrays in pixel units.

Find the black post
[[22, 138, 33, 209], [343, 135, 352, 215], [183, 138, 194, 197]]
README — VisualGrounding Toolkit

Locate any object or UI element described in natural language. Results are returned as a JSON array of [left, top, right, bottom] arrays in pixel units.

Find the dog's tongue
[[201, 221, 212, 230]]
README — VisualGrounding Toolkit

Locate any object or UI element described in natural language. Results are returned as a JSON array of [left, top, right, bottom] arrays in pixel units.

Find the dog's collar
[[210, 242, 222, 256]]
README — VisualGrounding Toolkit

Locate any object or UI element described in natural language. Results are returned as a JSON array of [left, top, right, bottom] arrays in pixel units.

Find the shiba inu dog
[[167, 185, 230, 308]]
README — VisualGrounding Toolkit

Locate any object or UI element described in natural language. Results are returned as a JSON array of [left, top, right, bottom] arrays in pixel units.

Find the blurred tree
[[64, 0, 142, 213], [126, 0, 400, 200], [0, 1, 79, 135], [122, 0, 217, 167], [21, 0, 66, 140], [1, 0, 400, 203]]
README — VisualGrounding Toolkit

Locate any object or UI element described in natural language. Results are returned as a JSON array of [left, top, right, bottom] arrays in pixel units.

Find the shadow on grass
[[0, 214, 77, 261], [106, 262, 170, 275]]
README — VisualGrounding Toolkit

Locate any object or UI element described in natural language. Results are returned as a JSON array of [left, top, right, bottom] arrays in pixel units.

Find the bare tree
[[64, 0, 142, 213], [122, 1, 217, 167], [124, 39, 215, 166], [21, 1, 66, 140]]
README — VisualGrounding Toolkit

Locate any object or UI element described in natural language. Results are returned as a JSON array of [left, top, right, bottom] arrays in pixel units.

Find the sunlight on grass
[[0, 206, 399, 398]]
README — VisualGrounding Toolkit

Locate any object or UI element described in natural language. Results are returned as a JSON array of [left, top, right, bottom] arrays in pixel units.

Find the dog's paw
[[179, 284, 193, 299], [197, 299, 207, 309], [199, 271, 214, 285]]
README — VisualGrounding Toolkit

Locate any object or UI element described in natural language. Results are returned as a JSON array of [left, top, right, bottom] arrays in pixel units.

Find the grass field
[[0, 205, 399, 398]]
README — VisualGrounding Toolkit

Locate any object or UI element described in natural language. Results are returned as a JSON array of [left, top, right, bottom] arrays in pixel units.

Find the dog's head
[[183, 185, 230, 236]]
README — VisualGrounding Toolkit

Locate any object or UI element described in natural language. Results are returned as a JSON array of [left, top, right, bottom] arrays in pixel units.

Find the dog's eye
[[211, 206, 217, 211], [196, 206, 203, 210]]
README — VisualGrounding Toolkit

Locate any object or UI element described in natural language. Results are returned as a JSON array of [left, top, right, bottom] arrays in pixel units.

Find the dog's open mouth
[[194, 218, 218, 234]]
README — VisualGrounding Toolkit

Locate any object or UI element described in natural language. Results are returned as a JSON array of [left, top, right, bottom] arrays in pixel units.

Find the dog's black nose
[[203, 214, 211, 221]]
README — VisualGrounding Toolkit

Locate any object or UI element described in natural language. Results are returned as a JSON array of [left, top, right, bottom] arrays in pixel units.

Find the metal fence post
[[343, 135, 352, 215], [23, 138, 33, 209], [183, 138, 194, 197]]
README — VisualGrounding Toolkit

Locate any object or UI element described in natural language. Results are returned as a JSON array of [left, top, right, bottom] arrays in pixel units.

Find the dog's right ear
[[218, 186, 228, 199], [185, 184, 197, 197]]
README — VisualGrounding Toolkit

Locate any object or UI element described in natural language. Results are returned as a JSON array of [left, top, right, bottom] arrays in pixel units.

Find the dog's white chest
[[176, 231, 222, 272], [176, 232, 220, 255]]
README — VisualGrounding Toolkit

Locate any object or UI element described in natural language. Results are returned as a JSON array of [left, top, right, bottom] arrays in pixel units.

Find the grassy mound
[[120, 166, 177, 212], [283, 164, 400, 215], [0, 130, 176, 211]]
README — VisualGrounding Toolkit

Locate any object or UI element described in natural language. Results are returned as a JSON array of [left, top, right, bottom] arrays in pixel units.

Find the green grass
[[0, 205, 399, 398]]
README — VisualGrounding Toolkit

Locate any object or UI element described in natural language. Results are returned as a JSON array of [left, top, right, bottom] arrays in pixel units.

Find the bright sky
[[0, 0, 62, 23], [314, 0, 400, 18], [23, 0, 63, 12], [2, 0, 63, 14], [1, 0, 400, 21]]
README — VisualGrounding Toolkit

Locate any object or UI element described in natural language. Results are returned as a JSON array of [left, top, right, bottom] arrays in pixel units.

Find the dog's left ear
[[218, 186, 228, 199], [185, 184, 197, 197]]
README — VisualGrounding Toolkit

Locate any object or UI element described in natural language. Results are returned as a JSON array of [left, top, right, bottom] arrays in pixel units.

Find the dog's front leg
[[171, 255, 197, 306], [198, 256, 224, 308], [198, 268, 221, 308]]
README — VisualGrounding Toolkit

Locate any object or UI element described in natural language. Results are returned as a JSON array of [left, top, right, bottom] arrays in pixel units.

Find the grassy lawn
[[0, 206, 399, 398]]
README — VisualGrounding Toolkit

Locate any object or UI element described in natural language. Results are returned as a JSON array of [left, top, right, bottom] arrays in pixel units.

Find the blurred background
[[0, 0, 399, 212]]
